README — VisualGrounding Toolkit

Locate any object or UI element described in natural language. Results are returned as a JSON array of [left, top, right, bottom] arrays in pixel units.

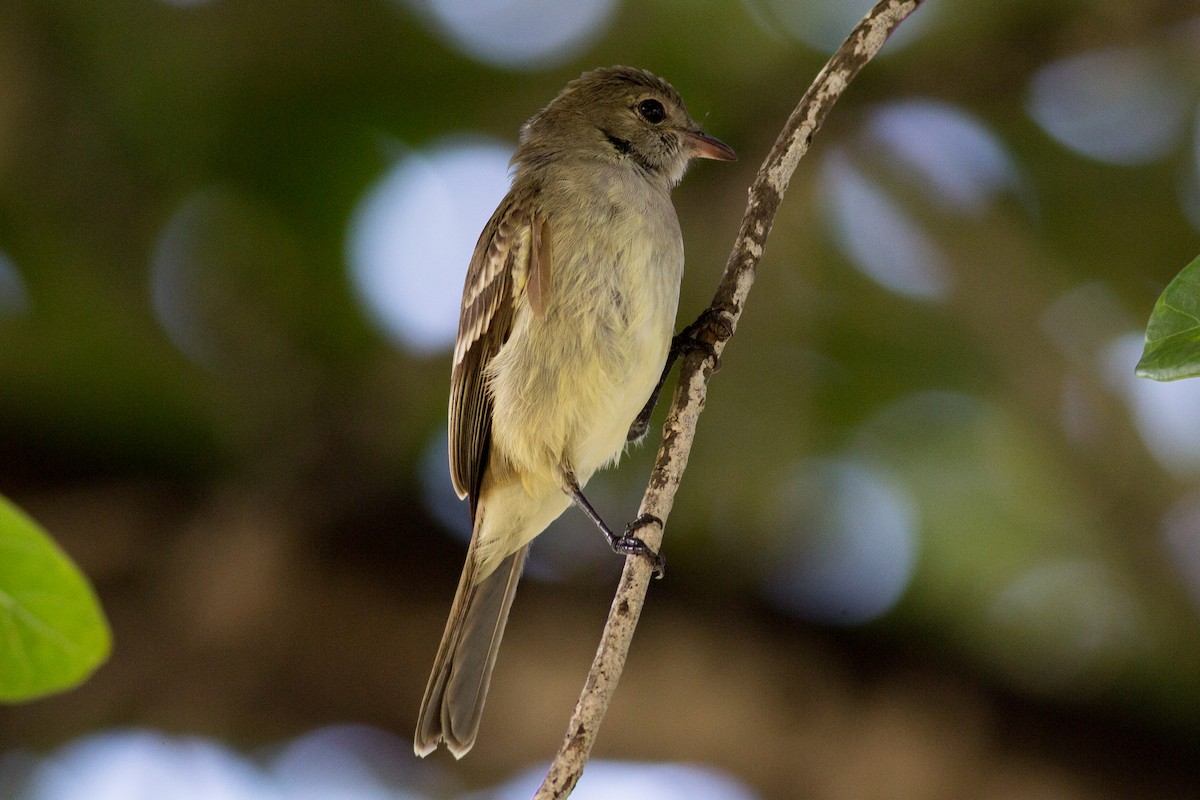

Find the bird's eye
[[637, 99, 666, 124]]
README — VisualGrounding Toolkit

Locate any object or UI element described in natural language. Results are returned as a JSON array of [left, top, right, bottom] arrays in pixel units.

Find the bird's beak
[[685, 130, 737, 162]]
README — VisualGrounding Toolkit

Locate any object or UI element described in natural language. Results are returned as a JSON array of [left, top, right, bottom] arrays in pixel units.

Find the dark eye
[[637, 98, 666, 124]]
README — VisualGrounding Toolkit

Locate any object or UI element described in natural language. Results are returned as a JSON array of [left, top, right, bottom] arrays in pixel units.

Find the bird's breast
[[485, 179, 685, 485]]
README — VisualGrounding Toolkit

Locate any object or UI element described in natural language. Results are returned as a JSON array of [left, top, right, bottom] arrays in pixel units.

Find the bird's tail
[[414, 542, 529, 758]]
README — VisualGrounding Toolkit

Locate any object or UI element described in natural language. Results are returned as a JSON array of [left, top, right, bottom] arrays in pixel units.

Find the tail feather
[[414, 544, 529, 758]]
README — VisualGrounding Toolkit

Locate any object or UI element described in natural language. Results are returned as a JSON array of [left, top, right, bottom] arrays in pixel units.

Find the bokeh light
[[1102, 331, 1200, 477], [5, 729, 758, 800], [25, 730, 273, 800], [149, 187, 300, 369], [1041, 282, 1138, 444], [1041, 282, 1133, 366], [419, 428, 471, 543], [822, 149, 952, 301], [150, 191, 223, 365], [268, 726, 425, 800], [347, 138, 513, 354], [488, 760, 760, 800], [15, 726, 424, 800], [0, 250, 29, 317], [1027, 46, 1192, 165], [400, 0, 618, 69], [1179, 112, 1200, 232], [864, 101, 1021, 215], [819, 101, 1024, 301], [761, 458, 918, 625], [1161, 490, 1200, 612], [986, 560, 1140, 693]]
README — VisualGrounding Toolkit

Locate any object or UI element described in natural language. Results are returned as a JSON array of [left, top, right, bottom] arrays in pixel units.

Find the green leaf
[[1137, 254, 1200, 381], [0, 494, 111, 701]]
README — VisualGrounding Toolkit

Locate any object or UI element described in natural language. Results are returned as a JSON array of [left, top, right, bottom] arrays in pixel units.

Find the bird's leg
[[565, 474, 665, 578], [626, 358, 675, 444], [626, 306, 733, 443]]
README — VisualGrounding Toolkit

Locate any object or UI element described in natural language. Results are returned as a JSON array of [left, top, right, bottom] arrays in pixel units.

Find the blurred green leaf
[[1137, 254, 1200, 381], [0, 495, 110, 702]]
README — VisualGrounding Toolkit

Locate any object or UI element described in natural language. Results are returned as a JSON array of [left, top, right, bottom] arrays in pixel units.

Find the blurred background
[[3, 0, 1200, 797]]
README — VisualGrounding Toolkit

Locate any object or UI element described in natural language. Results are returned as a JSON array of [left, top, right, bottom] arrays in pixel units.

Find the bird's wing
[[448, 184, 545, 512]]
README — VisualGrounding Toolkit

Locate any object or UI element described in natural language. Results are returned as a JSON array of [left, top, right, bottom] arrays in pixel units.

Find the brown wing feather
[[448, 185, 538, 513], [527, 215, 551, 318]]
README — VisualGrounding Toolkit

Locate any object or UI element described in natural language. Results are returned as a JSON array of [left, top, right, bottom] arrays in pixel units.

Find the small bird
[[414, 66, 735, 759]]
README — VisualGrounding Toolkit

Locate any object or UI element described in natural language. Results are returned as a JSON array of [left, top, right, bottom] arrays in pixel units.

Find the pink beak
[[685, 130, 737, 162]]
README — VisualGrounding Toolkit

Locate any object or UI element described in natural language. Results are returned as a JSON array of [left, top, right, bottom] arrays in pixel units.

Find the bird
[[414, 66, 735, 759]]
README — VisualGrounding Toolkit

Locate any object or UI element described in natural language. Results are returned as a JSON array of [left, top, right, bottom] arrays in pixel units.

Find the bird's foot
[[673, 307, 733, 372], [611, 513, 665, 579]]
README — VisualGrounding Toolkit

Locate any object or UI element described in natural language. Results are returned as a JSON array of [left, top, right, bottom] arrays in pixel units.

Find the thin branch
[[533, 1, 924, 797]]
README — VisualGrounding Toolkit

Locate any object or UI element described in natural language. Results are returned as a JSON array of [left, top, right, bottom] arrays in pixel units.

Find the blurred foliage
[[3, 0, 1200, 796], [0, 495, 110, 701], [1138, 254, 1200, 380]]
